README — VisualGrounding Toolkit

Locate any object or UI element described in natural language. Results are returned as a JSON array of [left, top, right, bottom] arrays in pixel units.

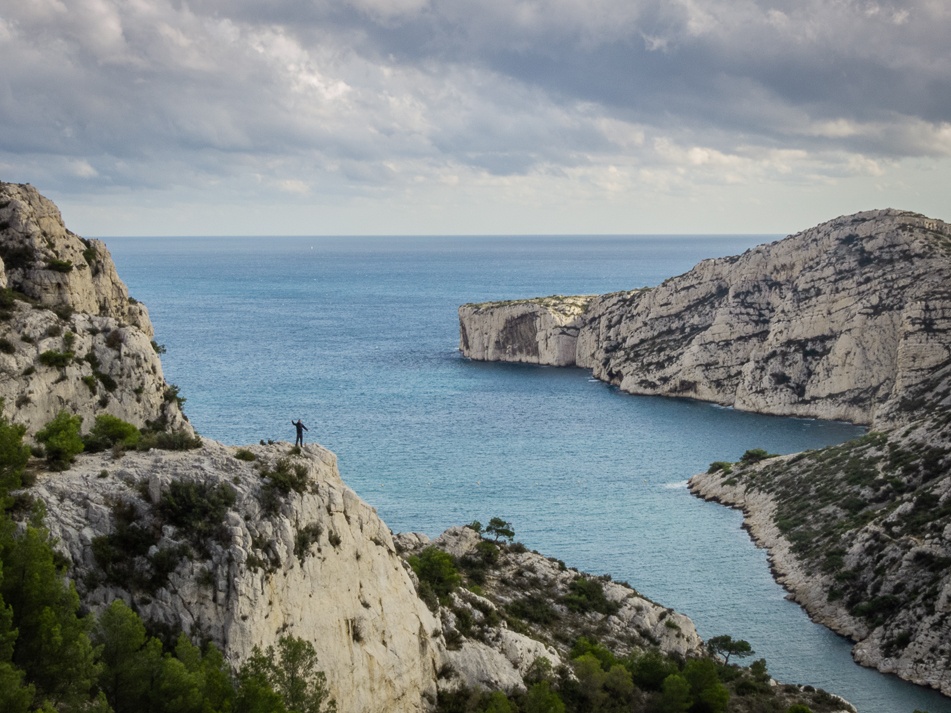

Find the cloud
[[0, 0, 949, 233]]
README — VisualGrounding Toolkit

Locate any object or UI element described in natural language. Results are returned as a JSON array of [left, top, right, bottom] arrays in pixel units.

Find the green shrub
[[35, 410, 84, 469], [408, 546, 461, 603], [83, 414, 140, 453], [96, 372, 117, 392], [136, 429, 202, 451], [234, 448, 256, 461], [294, 523, 323, 563], [82, 246, 97, 266], [708, 461, 733, 474], [39, 349, 74, 368], [258, 458, 309, 515], [45, 258, 74, 273], [562, 576, 619, 616], [0, 397, 30, 497], [506, 595, 559, 625], [163, 384, 185, 408], [105, 330, 122, 350], [158, 479, 237, 556], [0, 243, 35, 269], [0, 286, 16, 308], [91, 502, 165, 591], [740, 448, 778, 465], [486, 517, 515, 542]]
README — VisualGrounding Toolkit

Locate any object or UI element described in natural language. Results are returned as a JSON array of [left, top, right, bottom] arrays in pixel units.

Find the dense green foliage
[[158, 479, 237, 557], [706, 635, 754, 665], [35, 410, 84, 469], [258, 457, 310, 515], [408, 546, 462, 609], [434, 637, 840, 713], [0, 399, 30, 502], [485, 517, 515, 543], [83, 414, 141, 453], [38, 349, 75, 368], [561, 576, 619, 616]]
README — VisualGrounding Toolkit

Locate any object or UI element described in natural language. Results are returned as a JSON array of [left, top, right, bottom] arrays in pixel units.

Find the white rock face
[[459, 296, 595, 366], [9, 182, 718, 713], [0, 181, 190, 436], [460, 210, 951, 429], [35, 440, 441, 713]]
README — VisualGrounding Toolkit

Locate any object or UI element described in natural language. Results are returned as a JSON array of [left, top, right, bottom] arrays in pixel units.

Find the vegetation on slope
[[403, 522, 852, 713], [707, 420, 951, 676]]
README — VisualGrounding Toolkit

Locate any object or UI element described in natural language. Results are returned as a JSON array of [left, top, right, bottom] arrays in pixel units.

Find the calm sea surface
[[107, 235, 950, 713]]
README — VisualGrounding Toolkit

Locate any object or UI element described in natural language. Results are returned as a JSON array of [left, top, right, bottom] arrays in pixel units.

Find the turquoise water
[[107, 235, 950, 713]]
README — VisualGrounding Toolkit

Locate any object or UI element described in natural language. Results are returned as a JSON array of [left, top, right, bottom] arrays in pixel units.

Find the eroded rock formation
[[460, 210, 951, 429], [0, 181, 190, 435], [34, 440, 442, 713], [3, 182, 730, 713]]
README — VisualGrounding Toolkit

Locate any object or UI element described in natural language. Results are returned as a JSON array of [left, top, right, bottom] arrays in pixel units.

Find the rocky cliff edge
[[460, 209, 951, 430], [459, 208, 951, 696]]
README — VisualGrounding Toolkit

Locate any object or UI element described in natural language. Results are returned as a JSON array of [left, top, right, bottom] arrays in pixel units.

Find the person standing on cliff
[[292, 419, 308, 447]]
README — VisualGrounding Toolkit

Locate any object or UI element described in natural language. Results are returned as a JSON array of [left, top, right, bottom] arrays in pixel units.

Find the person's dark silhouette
[[292, 419, 308, 446]]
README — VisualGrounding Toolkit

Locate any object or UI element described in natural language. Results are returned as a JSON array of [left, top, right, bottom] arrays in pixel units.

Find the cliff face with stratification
[[460, 209, 951, 430], [459, 209, 951, 696]]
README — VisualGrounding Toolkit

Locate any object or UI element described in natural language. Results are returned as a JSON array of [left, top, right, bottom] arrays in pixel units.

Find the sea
[[106, 234, 951, 713]]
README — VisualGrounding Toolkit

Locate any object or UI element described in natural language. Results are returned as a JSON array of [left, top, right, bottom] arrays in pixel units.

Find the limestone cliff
[[459, 208, 951, 695], [34, 441, 442, 713], [459, 209, 951, 430], [459, 295, 597, 366], [0, 181, 190, 436], [5, 182, 734, 713]]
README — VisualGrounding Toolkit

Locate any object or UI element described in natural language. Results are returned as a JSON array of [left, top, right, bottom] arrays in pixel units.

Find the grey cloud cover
[[0, 0, 949, 235]]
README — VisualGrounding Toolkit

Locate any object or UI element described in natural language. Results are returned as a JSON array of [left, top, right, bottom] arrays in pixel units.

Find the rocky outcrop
[[0, 181, 190, 436], [34, 437, 716, 713], [689, 417, 951, 697], [397, 527, 702, 695], [35, 440, 442, 713], [459, 295, 596, 366], [460, 210, 951, 430], [7, 182, 732, 713]]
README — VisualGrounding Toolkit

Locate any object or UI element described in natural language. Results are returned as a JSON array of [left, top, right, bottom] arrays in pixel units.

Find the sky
[[1, 0, 949, 237]]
